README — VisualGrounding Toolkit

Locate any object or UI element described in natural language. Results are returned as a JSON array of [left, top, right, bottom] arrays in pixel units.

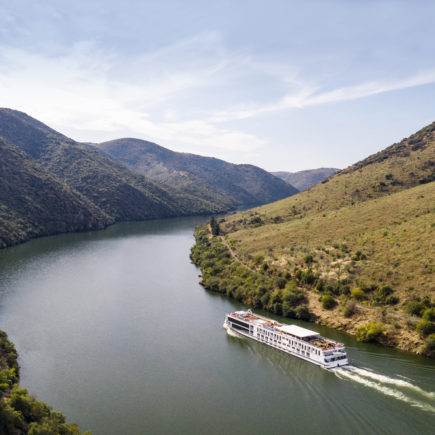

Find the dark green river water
[[0, 217, 434, 434]]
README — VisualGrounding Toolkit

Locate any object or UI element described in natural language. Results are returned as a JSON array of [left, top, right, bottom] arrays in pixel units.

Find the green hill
[[273, 167, 338, 191], [97, 138, 298, 209], [0, 109, 229, 247], [191, 122, 435, 356], [0, 137, 111, 248]]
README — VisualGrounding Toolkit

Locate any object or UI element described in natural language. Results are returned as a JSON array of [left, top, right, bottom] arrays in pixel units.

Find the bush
[[356, 322, 384, 342], [276, 277, 287, 289], [343, 301, 357, 318], [386, 295, 399, 305], [378, 285, 393, 299], [416, 320, 435, 337], [253, 254, 264, 265], [422, 334, 435, 358], [404, 301, 425, 317], [283, 289, 306, 307], [321, 295, 337, 310], [304, 254, 313, 265], [300, 268, 315, 284], [295, 305, 311, 321], [315, 279, 325, 292], [282, 302, 296, 318], [422, 307, 435, 321], [351, 288, 366, 300]]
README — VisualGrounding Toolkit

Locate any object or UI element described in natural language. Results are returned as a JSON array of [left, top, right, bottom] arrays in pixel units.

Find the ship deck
[[230, 311, 344, 351]]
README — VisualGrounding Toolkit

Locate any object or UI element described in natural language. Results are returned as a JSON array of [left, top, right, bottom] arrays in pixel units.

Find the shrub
[[315, 279, 325, 292], [295, 305, 311, 321], [422, 334, 435, 358], [416, 320, 435, 337], [378, 285, 393, 299], [282, 302, 296, 318], [422, 295, 432, 307], [304, 254, 313, 265], [283, 289, 306, 307], [276, 277, 287, 289], [385, 295, 399, 305], [321, 294, 337, 310], [253, 254, 264, 265], [351, 288, 366, 300], [343, 301, 357, 318], [356, 322, 384, 342], [404, 301, 425, 317], [352, 250, 367, 261], [422, 307, 435, 321], [300, 268, 315, 284]]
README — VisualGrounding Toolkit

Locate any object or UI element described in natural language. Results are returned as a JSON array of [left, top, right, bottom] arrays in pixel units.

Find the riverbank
[[191, 223, 435, 358]]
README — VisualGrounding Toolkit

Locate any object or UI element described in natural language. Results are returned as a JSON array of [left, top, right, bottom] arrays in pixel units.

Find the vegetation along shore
[[191, 122, 435, 357]]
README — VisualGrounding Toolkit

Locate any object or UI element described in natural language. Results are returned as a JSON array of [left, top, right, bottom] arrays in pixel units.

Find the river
[[0, 217, 433, 434]]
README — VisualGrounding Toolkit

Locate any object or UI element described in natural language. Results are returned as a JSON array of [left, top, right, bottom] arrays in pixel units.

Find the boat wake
[[334, 366, 435, 413]]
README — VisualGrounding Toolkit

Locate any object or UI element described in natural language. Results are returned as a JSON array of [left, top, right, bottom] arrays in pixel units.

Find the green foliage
[[356, 322, 384, 342], [321, 295, 337, 310], [210, 216, 220, 236], [295, 305, 311, 321], [385, 295, 399, 305], [352, 250, 366, 261], [253, 254, 264, 265], [404, 301, 425, 317], [416, 320, 435, 337], [304, 254, 313, 265], [422, 334, 435, 358], [351, 288, 366, 300], [422, 307, 435, 321]]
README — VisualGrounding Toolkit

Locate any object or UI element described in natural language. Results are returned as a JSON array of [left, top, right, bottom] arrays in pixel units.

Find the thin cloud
[[208, 70, 435, 123]]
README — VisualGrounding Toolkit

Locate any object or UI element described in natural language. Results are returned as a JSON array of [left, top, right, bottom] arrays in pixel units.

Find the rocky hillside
[[273, 168, 338, 191], [191, 121, 435, 356], [97, 138, 298, 209]]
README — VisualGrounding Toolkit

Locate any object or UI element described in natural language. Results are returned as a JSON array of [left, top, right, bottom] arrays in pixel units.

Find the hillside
[[0, 109, 227, 248], [191, 122, 435, 356], [97, 138, 298, 209], [273, 168, 338, 191], [0, 138, 111, 248]]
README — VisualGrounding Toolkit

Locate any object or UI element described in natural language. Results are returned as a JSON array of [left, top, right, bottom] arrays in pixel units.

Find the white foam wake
[[335, 366, 435, 414], [350, 367, 435, 399]]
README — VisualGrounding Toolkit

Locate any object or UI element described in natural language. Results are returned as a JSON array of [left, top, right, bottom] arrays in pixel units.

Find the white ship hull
[[224, 310, 349, 370]]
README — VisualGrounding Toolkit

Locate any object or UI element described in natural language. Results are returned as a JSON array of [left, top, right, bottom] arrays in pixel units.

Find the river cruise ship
[[224, 310, 349, 369]]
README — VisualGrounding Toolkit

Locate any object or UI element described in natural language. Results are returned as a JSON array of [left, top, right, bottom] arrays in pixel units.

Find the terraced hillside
[[191, 122, 435, 356]]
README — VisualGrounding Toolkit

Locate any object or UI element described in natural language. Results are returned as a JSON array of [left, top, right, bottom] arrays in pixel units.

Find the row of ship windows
[[257, 333, 322, 356]]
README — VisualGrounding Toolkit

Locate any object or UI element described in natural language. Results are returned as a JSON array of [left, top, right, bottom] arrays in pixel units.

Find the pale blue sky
[[1, 0, 434, 171]]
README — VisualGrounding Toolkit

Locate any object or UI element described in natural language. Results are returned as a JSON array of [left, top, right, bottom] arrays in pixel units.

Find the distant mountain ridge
[[97, 138, 298, 209], [0, 109, 297, 248], [273, 168, 339, 191]]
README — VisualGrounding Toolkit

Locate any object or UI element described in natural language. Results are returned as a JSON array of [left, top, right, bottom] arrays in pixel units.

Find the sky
[[1, 0, 435, 171]]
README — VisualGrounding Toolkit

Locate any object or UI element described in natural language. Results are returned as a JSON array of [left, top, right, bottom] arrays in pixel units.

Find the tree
[[210, 216, 220, 236]]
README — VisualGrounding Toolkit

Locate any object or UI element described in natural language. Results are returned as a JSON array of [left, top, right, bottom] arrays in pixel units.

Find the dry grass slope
[[195, 121, 435, 355]]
